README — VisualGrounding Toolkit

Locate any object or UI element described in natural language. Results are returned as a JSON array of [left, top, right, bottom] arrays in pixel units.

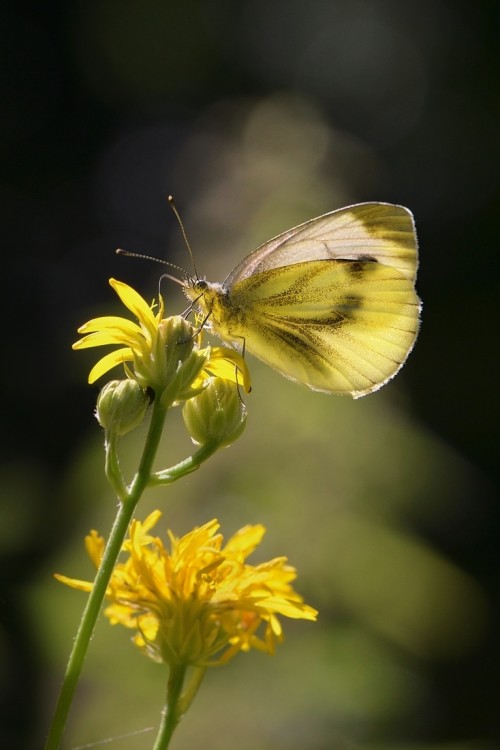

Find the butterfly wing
[[192, 202, 420, 397], [225, 203, 418, 287], [224, 256, 420, 398]]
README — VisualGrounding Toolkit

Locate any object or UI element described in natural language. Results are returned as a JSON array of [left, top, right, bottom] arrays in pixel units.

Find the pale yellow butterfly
[[182, 202, 420, 399]]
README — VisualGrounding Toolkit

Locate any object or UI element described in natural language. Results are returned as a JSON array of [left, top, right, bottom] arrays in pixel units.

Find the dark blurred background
[[1, 2, 498, 749]]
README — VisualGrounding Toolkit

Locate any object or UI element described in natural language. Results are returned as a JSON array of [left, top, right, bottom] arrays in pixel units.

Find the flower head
[[55, 512, 317, 667], [73, 279, 250, 402]]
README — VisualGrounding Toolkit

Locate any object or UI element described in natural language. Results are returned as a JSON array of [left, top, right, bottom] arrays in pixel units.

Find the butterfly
[[183, 202, 421, 398]]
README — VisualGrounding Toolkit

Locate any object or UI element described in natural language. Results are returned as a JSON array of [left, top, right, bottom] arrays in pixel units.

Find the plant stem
[[148, 441, 219, 486], [152, 664, 188, 750], [105, 430, 127, 500], [178, 667, 206, 715], [44, 397, 168, 750]]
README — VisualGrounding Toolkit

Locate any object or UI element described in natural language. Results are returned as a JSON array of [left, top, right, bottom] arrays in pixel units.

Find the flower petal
[[224, 524, 266, 558], [73, 328, 144, 350], [85, 530, 106, 568], [256, 597, 318, 620], [77, 316, 143, 336], [109, 279, 158, 332], [204, 347, 251, 393], [88, 347, 134, 384], [53, 573, 93, 592]]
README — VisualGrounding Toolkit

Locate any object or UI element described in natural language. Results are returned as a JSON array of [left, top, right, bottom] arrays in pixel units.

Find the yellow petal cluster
[[73, 279, 250, 395], [55, 512, 317, 667]]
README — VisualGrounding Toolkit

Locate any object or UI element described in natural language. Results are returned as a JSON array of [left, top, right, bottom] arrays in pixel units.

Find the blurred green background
[[1, 2, 498, 749]]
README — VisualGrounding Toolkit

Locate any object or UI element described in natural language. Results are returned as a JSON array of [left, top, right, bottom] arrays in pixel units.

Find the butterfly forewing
[[225, 203, 417, 286]]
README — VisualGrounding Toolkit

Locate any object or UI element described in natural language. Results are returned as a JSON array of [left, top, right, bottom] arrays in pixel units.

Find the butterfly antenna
[[115, 248, 186, 288], [168, 195, 199, 279]]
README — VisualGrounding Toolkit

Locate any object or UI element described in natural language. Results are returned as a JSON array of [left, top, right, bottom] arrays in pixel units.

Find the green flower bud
[[151, 316, 210, 408], [182, 377, 247, 449], [157, 316, 196, 374], [133, 315, 196, 395], [96, 379, 149, 436], [159, 348, 209, 410]]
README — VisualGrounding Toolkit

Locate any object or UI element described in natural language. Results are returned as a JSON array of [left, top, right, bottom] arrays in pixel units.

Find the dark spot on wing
[[338, 295, 363, 312], [336, 256, 378, 277]]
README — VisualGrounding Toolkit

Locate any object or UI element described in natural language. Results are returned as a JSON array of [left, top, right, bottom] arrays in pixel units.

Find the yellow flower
[[55, 512, 317, 667], [73, 279, 250, 397]]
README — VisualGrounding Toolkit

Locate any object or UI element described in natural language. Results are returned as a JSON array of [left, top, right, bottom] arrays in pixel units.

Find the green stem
[[178, 667, 206, 715], [44, 397, 169, 750], [152, 664, 188, 750], [45, 499, 136, 750], [148, 442, 219, 486], [105, 431, 127, 500]]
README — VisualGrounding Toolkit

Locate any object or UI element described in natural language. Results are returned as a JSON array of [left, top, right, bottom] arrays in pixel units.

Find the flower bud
[[96, 379, 149, 436], [130, 315, 197, 396], [151, 316, 209, 408], [182, 377, 247, 448], [157, 316, 196, 373]]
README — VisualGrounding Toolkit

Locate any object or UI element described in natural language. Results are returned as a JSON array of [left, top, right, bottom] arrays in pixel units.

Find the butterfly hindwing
[[221, 258, 419, 397]]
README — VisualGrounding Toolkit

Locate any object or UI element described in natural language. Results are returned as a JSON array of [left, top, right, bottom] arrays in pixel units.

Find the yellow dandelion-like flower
[[55, 511, 317, 668], [73, 279, 250, 396]]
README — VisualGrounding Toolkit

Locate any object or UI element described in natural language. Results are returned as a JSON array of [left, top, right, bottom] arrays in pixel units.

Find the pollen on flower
[[55, 512, 317, 668]]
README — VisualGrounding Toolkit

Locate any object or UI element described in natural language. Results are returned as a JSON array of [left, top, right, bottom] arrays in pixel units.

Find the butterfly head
[[184, 276, 207, 300]]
